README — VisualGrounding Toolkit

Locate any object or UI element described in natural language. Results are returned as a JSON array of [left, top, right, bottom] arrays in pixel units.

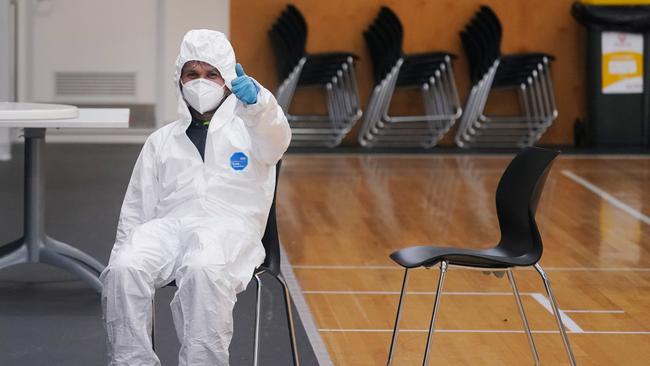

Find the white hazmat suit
[[100, 29, 291, 366]]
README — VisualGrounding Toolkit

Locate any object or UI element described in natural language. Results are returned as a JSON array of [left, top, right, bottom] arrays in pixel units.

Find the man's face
[[180, 60, 226, 87]]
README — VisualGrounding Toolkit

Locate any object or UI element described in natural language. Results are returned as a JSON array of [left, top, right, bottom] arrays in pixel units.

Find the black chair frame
[[386, 148, 576, 366]]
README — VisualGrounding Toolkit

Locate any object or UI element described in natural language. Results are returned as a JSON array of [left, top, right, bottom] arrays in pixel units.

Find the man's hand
[[232, 63, 260, 105]]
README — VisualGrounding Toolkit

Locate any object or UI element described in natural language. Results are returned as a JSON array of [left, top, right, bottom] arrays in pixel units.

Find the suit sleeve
[[110, 135, 159, 259], [235, 82, 292, 165]]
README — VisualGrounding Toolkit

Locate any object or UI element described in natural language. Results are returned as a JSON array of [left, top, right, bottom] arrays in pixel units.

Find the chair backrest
[[286, 5, 307, 53], [275, 13, 302, 70], [495, 147, 559, 264], [365, 8, 403, 84], [459, 31, 477, 83], [461, 6, 503, 82], [268, 25, 291, 80], [268, 5, 307, 81], [260, 160, 283, 275], [379, 6, 404, 48], [471, 14, 499, 64], [479, 5, 502, 47], [363, 30, 383, 83]]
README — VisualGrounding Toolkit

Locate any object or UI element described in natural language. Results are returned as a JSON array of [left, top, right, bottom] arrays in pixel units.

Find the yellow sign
[[602, 32, 644, 94]]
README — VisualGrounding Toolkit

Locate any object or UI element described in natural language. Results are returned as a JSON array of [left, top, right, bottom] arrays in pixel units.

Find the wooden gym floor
[[278, 154, 650, 366]]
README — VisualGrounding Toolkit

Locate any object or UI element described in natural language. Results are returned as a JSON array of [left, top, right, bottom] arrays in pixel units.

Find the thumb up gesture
[[231, 63, 260, 105]]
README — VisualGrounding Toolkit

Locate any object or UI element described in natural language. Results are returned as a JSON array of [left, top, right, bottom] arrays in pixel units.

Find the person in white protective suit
[[99, 29, 291, 366]]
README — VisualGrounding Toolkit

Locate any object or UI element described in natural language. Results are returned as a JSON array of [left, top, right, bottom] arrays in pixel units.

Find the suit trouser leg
[[100, 219, 182, 366], [171, 219, 265, 366]]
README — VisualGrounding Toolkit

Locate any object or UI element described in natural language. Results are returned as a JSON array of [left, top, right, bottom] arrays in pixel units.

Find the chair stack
[[455, 6, 558, 148], [359, 7, 462, 149], [269, 5, 362, 147]]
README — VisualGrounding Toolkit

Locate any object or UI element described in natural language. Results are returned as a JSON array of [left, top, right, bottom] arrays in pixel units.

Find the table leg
[[0, 237, 27, 271], [46, 236, 105, 274], [24, 128, 46, 262], [0, 128, 106, 293], [40, 247, 103, 293]]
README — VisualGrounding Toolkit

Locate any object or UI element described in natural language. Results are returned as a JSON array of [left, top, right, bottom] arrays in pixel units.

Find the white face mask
[[182, 78, 225, 114]]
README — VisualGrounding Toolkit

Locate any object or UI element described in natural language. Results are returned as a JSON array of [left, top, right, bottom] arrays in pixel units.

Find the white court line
[[286, 153, 514, 159], [292, 264, 650, 271], [288, 153, 650, 160], [302, 290, 529, 296], [317, 329, 650, 335], [530, 293, 584, 333], [563, 310, 625, 314], [302, 290, 625, 314], [303, 291, 625, 314], [560, 154, 650, 160], [302, 290, 587, 333], [292, 264, 396, 269], [540, 267, 650, 272], [562, 169, 650, 226]]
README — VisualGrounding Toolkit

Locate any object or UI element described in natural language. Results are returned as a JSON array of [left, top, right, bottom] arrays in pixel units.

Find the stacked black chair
[[359, 7, 462, 148], [455, 6, 558, 148], [151, 161, 300, 366], [386, 147, 576, 366], [269, 5, 362, 147]]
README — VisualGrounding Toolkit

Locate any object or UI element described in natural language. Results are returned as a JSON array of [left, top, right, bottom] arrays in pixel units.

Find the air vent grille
[[55, 72, 136, 96]]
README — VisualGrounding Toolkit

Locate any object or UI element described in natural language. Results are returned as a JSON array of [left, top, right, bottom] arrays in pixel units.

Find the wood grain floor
[[277, 154, 650, 366]]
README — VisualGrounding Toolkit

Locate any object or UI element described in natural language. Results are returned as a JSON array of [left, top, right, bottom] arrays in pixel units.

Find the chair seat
[[307, 52, 359, 61], [404, 53, 451, 64], [389, 245, 537, 269], [503, 52, 555, 62]]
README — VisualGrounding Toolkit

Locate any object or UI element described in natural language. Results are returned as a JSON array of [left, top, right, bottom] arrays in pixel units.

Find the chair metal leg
[[534, 264, 577, 366], [387, 268, 410, 365], [253, 273, 262, 366], [276, 274, 300, 366], [422, 261, 448, 366], [151, 298, 156, 351], [507, 269, 540, 365]]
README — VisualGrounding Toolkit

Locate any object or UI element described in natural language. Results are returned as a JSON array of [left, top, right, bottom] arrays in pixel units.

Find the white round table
[[0, 102, 129, 293], [0, 102, 79, 120]]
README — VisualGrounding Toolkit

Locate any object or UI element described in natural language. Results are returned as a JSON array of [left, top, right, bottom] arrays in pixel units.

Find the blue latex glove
[[231, 63, 260, 105]]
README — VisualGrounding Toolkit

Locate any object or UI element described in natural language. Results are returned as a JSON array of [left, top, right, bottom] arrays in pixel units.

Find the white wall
[[159, 0, 230, 125], [28, 0, 158, 105], [0, 0, 15, 160], [16, 0, 231, 130]]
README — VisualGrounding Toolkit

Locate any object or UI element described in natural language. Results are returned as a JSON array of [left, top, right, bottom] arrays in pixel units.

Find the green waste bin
[[573, 1, 650, 147]]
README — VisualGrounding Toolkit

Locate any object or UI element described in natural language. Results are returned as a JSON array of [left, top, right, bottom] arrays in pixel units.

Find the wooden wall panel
[[230, 0, 584, 146]]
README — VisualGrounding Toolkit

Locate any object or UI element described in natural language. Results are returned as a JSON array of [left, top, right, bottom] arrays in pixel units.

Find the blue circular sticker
[[230, 152, 248, 171]]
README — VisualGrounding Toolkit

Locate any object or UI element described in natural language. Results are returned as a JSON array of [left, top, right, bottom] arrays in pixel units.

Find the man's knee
[[101, 251, 154, 289], [177, 255, 234, 290], [181, 254, 222, 277]]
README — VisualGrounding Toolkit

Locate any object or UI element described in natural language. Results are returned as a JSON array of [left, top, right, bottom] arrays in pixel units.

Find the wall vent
[[55, 72, 136, 96]]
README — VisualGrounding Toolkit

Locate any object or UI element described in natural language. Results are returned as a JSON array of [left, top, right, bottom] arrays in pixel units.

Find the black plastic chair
[[386, 147, 576, 366], [268, 5, 362, 147], [151, 161, 300, 366], [376, 7, 456, 87], [359, 6, 462, 148], [455, 6, 558, 148]]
